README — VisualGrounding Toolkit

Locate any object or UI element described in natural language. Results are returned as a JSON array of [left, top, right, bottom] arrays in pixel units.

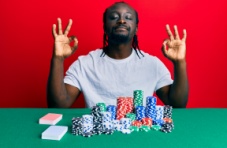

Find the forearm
[[47, 56, 70, 108], [169, 60, 189, 108]]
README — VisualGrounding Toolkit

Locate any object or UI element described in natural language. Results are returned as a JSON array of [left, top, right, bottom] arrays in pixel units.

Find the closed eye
[[109, 14, 119, 20], [125, 16, 132, 20]]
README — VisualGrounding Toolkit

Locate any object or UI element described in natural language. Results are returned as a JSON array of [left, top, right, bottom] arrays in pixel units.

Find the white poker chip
[[121, 129, 131, 134]]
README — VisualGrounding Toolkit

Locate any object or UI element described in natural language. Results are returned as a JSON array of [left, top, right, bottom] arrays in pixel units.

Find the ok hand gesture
[[52, 18, 78, 59], [162, 25, 187, 63]]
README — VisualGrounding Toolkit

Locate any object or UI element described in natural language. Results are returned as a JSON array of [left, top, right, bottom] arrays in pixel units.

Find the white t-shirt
[[64, 49, 173, 108]]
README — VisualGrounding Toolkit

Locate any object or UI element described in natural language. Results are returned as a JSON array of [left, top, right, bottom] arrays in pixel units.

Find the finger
[[174, 25, 180, 40], [72, 37, 79, 53], [52, 24, 57, 38], [64, 19, 73, 36], [161, 39, 168, 57], [68, 36, 78, 51], [68, 35, 76, 43], [166, 24, 174, 41], [57, 18, 63, 35], [182, 29, 187, 42]]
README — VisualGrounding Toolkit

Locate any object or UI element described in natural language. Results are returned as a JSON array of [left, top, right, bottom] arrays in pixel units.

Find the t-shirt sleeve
[[154, 57, 173, 91], [64, 60, 82, 91]]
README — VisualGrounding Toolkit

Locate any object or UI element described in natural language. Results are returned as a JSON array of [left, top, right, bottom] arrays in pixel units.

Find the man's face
[[104, 3, 138, 44]]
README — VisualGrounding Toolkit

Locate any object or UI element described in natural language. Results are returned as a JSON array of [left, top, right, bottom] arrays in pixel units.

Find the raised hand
[[162, 25, 187, 63], [52, 18, 78, 59]]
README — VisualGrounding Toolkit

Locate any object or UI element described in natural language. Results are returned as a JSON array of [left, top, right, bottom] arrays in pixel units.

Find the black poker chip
[[82, 132, 93, 138]]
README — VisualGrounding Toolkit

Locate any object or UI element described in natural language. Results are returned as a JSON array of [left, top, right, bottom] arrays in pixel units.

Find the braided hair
[[101, 1, 144, 58]]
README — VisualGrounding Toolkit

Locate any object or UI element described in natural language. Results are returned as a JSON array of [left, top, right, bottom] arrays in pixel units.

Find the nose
[[117, 18, 126, 24]]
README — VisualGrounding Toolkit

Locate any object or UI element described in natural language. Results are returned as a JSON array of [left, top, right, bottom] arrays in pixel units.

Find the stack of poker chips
[[133, 90, 143, 108], [161, 106, 174, 133], [91, 106, 103, 135], [160, 118, 174, 133], [135, 106, 146, 121], [71, 90, 175, 137], [116, 97, 133, 120], [72, 117, 82, 135], [106, 105, 117, 120], [125, 97, 134, 113], [153, 105, 164, 126], [112, 119, 120, 130], [145, 96, 157, 120], [164, 105, 173, 118], [101, 112, 114, 134], [116, 97, 127, 120], [82, 115, 93, 137], [118, 118, 132, 134]]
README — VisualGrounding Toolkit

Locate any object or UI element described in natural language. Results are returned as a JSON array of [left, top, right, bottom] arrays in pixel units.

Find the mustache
[[113, 24, 130, 30]]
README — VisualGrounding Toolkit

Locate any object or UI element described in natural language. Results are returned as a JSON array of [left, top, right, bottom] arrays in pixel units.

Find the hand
[[162, 25, 187, 63], [52, 18, 78, 59]]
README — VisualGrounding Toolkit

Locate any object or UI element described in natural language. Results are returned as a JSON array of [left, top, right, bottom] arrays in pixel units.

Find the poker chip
[[163, 118, 172, 123], [96, 103, 106, 112], [135, 106, 146, 121], [130, 126, 139, 132], [152, 125, 161, 131], [131, 120, 142, 127], [160, 122, 174, 133], [72, 117, 82, 135], [164, 105, 173, 118], [116, 97, 127, 120], [121, 129, 131, 134], [71, 96, 174, 138], [125, 97, 134, 113], [133, 90, 143, 108], [103, 129, 114, 135], [126, 113, 136, 122], [106, 105, 117, 120], [140, 125, 151, 132], [92, 130, 102, 135], [82, 132, 93, 138], [145, 96, 157, 120], [141, 117, 152, 127]]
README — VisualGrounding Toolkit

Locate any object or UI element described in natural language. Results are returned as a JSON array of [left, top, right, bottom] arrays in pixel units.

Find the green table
[[0, 108, 226, 148]]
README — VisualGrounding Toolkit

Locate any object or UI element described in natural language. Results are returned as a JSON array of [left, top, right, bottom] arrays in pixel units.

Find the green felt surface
[[0, 108, 226, 148]]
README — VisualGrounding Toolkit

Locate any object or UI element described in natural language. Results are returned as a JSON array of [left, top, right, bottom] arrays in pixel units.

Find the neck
[[106, 42, 132, 59]]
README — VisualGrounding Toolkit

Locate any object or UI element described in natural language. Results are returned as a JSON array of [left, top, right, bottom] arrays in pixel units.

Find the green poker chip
[[140, 125, 150, 132], [130, 126, 140, 132], [152, 125, 161, 131]]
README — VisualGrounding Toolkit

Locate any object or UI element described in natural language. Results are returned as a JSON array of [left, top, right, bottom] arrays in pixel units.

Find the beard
[[108, 30, 130, 44]]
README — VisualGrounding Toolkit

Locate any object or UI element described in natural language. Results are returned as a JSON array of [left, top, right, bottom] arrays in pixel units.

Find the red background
[[0, 0, 227, 108]]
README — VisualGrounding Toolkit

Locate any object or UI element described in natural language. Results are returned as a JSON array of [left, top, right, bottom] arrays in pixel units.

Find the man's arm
[[47, 57, 80, 108], [156, 60, 188, 108], [156, 25, 188, 108], [47, 18, 80, 108]]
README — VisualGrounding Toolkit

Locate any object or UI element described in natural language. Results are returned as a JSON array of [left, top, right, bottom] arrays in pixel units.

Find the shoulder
[[137, 49, 160, 63], [75, 49, 103, 62], [70, 49, 103, 67], [78, 49, 103, 60], [135, 49, 168, 71]]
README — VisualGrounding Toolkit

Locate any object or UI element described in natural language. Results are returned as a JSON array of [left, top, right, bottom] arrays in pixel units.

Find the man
[[47, 2, 188, 108]]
